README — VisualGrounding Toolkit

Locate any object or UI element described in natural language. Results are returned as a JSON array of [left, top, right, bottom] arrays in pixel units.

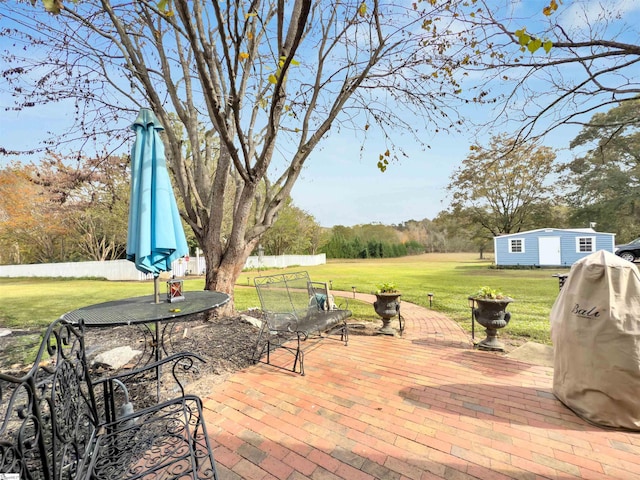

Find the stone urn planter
[[373, 282, 401, 335], [470, 287, 514, 351]]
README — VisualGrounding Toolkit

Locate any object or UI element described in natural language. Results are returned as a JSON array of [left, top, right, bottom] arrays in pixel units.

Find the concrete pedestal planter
[[472, 297, 513, 351], [373, 292, 402, 335]]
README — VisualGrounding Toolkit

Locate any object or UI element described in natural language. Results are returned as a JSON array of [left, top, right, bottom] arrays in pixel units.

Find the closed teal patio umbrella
[[126, 108, 188, 303]]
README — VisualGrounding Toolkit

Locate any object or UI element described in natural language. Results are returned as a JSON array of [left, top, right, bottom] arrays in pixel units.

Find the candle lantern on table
[[167, 279, 185, 303]]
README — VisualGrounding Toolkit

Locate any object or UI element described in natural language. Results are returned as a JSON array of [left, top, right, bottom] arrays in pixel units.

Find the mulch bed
[[0, 313, 259, 376], [1, 312, 385, 397]]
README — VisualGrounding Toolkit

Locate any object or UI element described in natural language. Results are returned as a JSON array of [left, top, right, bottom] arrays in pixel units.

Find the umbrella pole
[[154, 275, 160, 304], [153, 275, 161, 398]]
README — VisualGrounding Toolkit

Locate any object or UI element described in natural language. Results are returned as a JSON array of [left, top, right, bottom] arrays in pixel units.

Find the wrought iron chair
[[0, 318, 219, 479]]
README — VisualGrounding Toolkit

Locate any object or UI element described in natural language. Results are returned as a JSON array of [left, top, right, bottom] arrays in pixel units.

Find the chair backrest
[[254, 271, 320, 318], [0, 319, 98, 480]]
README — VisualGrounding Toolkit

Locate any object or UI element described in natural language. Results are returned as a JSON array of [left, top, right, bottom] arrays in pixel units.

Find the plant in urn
[[469, 286, 514, 351], [373, 282, 401, 335]]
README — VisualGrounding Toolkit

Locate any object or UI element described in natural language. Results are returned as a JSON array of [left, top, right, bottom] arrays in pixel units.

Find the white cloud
[[559, 0, 640, 30]]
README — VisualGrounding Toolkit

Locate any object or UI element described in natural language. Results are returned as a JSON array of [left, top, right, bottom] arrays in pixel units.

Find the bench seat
[[270, 308, 351, 337]]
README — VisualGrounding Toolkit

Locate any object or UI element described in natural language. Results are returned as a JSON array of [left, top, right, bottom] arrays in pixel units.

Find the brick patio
[[203, 293, 640, 479]]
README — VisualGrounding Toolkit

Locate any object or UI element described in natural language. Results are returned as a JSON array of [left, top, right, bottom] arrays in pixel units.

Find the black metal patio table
[[61, 290, 230, 368]]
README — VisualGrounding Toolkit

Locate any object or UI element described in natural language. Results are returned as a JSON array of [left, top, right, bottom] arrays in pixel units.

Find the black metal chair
[[0, 318, 218, 479]]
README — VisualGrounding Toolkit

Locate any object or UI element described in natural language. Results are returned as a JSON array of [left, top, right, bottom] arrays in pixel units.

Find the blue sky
[[290, 114, 583, 227], [291, 127, 476, 226], [1, 0, 638, 228], [291, 0, 640, 227]]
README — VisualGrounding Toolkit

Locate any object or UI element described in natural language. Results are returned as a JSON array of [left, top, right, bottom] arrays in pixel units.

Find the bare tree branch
[[1, 0, 469, 298]]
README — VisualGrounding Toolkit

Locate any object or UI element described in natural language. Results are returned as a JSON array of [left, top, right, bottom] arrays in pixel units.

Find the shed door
[[539, 237, 561, 265]]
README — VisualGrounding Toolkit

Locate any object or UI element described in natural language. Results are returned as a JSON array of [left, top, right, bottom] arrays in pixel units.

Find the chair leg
[[292, 334, 305, 375], [252, 321, 269, 364]]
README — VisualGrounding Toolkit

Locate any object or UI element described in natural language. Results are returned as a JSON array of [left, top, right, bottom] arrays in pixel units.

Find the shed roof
[[494, 228, 615, 239]]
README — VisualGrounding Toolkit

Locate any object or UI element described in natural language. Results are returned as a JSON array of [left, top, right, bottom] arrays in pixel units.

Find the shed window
[[509, 238, 525, 253], [576, 236, 595, 253]]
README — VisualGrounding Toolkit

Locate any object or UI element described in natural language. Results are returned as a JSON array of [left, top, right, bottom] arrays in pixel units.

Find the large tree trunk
[[203, 246, 252, 317], [199, 178, 261, 315]]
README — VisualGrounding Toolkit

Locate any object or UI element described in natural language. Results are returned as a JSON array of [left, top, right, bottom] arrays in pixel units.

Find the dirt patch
[[0, 330, 47, 375]]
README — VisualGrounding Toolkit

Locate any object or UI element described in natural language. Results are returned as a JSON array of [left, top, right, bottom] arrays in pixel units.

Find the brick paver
[[203, 292, 640, 479]]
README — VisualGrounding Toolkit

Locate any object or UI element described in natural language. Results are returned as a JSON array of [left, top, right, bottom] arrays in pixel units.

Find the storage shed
[[494, 228, 616, 267]]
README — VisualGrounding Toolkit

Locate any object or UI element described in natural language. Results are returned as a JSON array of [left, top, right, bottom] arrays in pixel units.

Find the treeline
[[1, 157, 443, 265], [313, 222, 472, 259], [0, 155, 508, 266], [0, 156, 131, 265], [249, 207, 485, 259], [260, 214, 483, 260], [321, 236, 424, 259]]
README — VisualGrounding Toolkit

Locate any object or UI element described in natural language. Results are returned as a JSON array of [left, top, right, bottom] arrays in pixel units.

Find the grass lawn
[[244, 253, 568, 344], [0, 253, 569, 344]]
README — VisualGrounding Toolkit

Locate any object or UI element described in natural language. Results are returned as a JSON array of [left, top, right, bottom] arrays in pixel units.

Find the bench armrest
[[333, 296, 349, 310]]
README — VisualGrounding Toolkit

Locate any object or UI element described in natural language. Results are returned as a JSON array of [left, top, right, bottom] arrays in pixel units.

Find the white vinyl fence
[[0, 254, 326, 281]]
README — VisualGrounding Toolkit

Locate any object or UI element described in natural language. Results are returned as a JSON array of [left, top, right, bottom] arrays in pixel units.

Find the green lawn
[[0, 253, 569, 344], [244, 253, 569, 344]]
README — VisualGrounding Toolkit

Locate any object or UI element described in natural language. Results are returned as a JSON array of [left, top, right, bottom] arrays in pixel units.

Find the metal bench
[[252, 271, 352, 375], [0, 318, 218, 479]]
